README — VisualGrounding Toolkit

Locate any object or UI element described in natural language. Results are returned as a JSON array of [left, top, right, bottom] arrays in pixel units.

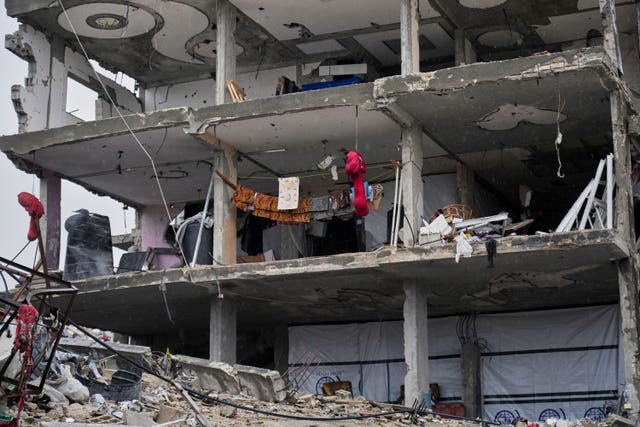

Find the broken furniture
[[116, 247, 179, 273], [0, 256, 77, 402], [556, 154, 615, 232]]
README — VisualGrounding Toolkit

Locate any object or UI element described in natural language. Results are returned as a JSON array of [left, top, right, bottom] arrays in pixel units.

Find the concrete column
[[401, 126, 424, 247], [215, 0, 237, 105], [611, 91, 634, 242], [599, 0, 623, 73], [454, 29, 476, 66], [273, 324, 289, 377], [611, 90, 640, 415], [460, 343, 482, 418], [39, 171, 61, 270], [454, 29, 466, 66], [47, 35, 68, 128], [618, 258, 640, 416], [400, 0, 420, 75], [456, 163, 474, 209], [213, 143, 237, 266], [403, 280, 429, 406], [209, 297, 236, 363]]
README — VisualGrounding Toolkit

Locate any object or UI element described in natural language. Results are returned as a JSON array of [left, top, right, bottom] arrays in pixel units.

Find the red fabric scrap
[[17, 192, 44, 241], [345, 151, 369, 217]]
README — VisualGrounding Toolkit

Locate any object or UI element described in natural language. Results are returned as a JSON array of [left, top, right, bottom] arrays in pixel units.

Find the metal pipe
[[191, 168, 216, 267], [390, 166, 400, 246]]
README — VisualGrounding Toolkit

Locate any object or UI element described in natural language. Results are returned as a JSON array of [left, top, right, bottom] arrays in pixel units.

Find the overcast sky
[[0, 12, 133, 274]]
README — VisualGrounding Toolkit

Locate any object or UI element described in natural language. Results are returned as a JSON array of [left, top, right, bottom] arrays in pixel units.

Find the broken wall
[[142, 64, 305, 111], [6, 24, 141, 132]]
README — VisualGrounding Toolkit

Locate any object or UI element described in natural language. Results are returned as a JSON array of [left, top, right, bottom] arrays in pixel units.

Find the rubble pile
[[7, 372, 484, 426], [7, 367, 634, 427], [0, 328, 631, 427]]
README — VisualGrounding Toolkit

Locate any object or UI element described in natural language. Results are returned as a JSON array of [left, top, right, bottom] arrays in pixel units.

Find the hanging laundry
[[278, 177, 300, 210], [310, 195, 330, 212], [367, 183, 384, 211], [231, 185, 311, 223], [329, 188, 351, 211]]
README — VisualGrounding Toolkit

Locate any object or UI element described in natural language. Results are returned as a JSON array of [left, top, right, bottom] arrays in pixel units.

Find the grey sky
[[0, 12, 133, 272]]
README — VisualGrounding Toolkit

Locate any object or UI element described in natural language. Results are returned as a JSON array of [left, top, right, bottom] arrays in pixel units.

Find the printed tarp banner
[[288, 305, 620, 422]]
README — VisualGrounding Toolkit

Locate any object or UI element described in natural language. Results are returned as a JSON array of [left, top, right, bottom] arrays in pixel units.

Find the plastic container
[[77, 370, 141, 402], [63, 209, 113, 280]]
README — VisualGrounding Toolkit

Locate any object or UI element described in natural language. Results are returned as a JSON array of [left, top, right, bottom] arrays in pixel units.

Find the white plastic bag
[[454, 232, 473, 263], [55, 364, 90, 403]]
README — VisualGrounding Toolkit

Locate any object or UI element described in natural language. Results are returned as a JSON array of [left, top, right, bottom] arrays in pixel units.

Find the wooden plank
[[226, 80, 246, 102]]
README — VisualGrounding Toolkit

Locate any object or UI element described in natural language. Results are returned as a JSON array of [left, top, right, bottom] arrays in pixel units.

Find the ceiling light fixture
[[86, 13, 128, 30]]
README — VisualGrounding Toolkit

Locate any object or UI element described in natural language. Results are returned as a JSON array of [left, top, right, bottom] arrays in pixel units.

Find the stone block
[[176, 355, 241, 394], [234, 363, 286, 402], [123, 410, 154, 427], [156, 404, 187, 424]]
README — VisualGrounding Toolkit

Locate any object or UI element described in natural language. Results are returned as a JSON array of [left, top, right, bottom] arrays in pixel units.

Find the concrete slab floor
[[57, 229, 627, 335]]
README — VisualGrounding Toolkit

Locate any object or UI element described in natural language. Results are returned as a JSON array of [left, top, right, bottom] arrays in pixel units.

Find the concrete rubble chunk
[[219, 405, 237, 418], [156, 404, 187, 424], [123, 409, 154, 427], [334, 389, 353, 400], [176, 355, 285, 402], [605, 414, 635, 427], [59, 338, 151, 374], [177, 355, 241, 395], [63, 402, 91, 421], [234, 363, 287, 402]]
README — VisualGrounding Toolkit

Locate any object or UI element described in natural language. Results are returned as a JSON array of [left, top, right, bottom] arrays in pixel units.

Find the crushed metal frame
[[0, 256, 77, 398]]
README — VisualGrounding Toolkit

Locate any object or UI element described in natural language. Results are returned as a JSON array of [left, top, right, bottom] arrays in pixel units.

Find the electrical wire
[[554, 75, 566, 179], [57, 0, 192, 277], [355, 105, 359, 152]]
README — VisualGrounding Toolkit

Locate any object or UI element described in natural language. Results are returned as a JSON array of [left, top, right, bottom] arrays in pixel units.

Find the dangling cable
[[355, 105, 359, 152], [57, 0, 193, 277], [554, 75, 566, 179]]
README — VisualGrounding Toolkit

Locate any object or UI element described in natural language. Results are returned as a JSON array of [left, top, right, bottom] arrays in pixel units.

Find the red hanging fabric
[[17, 192, 44, 242], [345, 151, 369, 217]]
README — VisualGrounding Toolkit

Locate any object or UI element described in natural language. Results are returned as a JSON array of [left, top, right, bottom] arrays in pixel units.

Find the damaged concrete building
[[1, 0, 639, 422]]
